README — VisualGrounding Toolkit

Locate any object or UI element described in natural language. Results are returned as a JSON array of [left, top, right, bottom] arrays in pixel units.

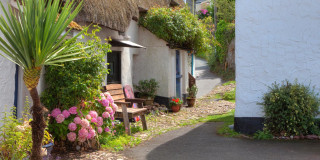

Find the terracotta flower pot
[[171, 104, 181, 112], [186, 98, 196, 107]]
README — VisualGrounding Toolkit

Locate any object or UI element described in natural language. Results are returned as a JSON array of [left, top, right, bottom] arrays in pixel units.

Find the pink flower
[[74, 117, 81, 124], [88, 129, 96, 139], [105, 127, 110, 132], [100, 93, 105, 97], [103, 92, 111, 97], [107, 95, 114, 104], [91, 118, 97, 123], [68, 122, 77, 131], [97, 117, 103, 127], [56, 114, 65, 123], [102, 99, 109, 107], [78, 136, 86, 143], [97, 127, 103, 134], [78, 128, 88, 138], [112, 122, 115, 126], [68, 106, 78, 115], [62, 110, 70, 118], [102, 112, 110, 118], [80, 119, 90, 128], [111, 103, 118, 111], [105, 107, 113, 114], [67, 132, 77, 142], [201, 9, 208, 15], [86, 114, 92, 120], [89, 111, 98, 119], [111, 116, 115, 121], [51, 108, 61, 118]]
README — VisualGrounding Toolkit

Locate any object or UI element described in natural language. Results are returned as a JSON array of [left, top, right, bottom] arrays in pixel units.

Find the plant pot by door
[[186, 98, 196, 107], [171, 104, 181, 112]]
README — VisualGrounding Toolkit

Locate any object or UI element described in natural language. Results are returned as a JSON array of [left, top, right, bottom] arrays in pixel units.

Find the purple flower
[[68, 122, 77, 131], [62, 110, 70, 118], [55, 114, 65, 123], [74, 117, 81, 124], [68, 106, 78, 115], [51, 108, 61, 118], [67, 132, 77, 142]]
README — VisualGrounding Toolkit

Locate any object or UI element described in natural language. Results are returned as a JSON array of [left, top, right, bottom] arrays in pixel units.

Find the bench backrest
[[105, 84, 125, 102]]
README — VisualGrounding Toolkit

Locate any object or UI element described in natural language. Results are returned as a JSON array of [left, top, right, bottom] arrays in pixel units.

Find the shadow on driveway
[[125, 123, 320, 160]]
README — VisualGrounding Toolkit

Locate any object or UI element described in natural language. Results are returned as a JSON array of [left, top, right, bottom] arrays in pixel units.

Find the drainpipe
[[14, 64, 19, 118]]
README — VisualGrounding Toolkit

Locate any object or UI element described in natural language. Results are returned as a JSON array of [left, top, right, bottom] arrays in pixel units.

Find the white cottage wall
[[235, 0, 320, 134], [134, 27, 171, 97], [0, 0, 16, 122]]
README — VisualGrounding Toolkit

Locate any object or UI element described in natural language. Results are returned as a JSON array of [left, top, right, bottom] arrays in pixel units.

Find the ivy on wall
[[139, 7, 214, 55]]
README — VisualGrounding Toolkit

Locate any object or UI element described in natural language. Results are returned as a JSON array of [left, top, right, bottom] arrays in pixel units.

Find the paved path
[[194, 57, 221, 98], [124, 122, 320, 160]]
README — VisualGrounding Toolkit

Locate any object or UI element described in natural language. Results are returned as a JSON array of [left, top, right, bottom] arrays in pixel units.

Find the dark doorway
[[107, 51, 121, 84]]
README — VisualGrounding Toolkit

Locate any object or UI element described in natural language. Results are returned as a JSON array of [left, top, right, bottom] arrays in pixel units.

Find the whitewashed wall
[[235, 0, 320, 118], [0, 0, 16, 121], [134, 27, 172, 97]]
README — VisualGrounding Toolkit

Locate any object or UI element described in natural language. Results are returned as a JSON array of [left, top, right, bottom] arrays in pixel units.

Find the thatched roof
[[75, 0, 185, 32]]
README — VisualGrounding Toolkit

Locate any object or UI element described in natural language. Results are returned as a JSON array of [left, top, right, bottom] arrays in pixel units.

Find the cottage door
[[107, 51, 121, 84], [176, 50, 182, 98]]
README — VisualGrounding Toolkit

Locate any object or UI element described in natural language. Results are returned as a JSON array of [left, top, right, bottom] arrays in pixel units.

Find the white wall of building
[[0, 0, 16, 121], [235, 0, 320, 118], [134, 27, 172, 97]]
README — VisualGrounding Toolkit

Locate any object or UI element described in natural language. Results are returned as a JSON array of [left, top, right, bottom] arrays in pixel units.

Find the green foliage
[[41, 26, 111, 110], [223, 89, 235, 101], [140, 7, 214, 55], [223, 81, 235, 86], [253, 130, 273, 140], [169, 98, 183, 106], [0, 0, 86, 70], [208, 0, 235, 23], [260, 80, 320, 136], [209, 20, 235, 67], [99, 123, 142, 151], [0, 105, 53, 159], [134, 79, 160, 98], [0, 107, 32, 160], [187, 85, 198, 98]]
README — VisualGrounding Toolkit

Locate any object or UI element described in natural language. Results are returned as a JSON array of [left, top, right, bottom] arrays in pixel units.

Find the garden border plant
[[259, 80, 320, 137]]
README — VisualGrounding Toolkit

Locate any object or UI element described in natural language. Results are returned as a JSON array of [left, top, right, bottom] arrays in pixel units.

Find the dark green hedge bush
[[261, 80, 320, 136]]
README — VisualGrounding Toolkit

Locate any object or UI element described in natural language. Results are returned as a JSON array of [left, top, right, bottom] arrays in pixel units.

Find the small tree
[[0, 0, 85, 159]]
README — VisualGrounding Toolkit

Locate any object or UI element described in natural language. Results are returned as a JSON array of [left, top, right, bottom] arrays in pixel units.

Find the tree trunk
[[29, 88, 46, 160]]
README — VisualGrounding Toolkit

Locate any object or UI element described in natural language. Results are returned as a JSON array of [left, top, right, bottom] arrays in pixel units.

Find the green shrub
[[223, 89, 235, 101], [139, 7, 214, 55], [253, 130, 273, 140], [260, 80, 320, 136], [41, 26, 111, 110], [134, 79, 159, 98]]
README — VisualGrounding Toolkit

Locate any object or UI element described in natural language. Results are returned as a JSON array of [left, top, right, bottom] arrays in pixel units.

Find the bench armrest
[[114, 101, 131, 106]]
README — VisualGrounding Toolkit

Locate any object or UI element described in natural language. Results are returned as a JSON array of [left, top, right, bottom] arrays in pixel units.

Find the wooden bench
[[102, 84, 148, 135]]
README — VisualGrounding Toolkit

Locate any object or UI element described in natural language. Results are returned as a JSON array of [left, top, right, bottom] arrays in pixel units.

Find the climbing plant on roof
[[139, 7, 214, 55]]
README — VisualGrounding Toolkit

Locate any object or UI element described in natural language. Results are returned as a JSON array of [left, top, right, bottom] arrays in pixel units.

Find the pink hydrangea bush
[[49, 92, 117, 143]]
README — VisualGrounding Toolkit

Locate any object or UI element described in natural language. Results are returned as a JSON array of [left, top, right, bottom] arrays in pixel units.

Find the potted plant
[[170, 98, 183, 112], [134, 79, 160, 105], [187, 85, 198, 107]]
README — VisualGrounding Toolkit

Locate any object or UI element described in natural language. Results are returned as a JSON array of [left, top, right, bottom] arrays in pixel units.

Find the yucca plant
[[0, 0, 86, 159]]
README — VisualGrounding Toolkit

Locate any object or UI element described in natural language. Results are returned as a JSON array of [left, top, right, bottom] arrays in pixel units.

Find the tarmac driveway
[[124, 122, 320, 160]]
